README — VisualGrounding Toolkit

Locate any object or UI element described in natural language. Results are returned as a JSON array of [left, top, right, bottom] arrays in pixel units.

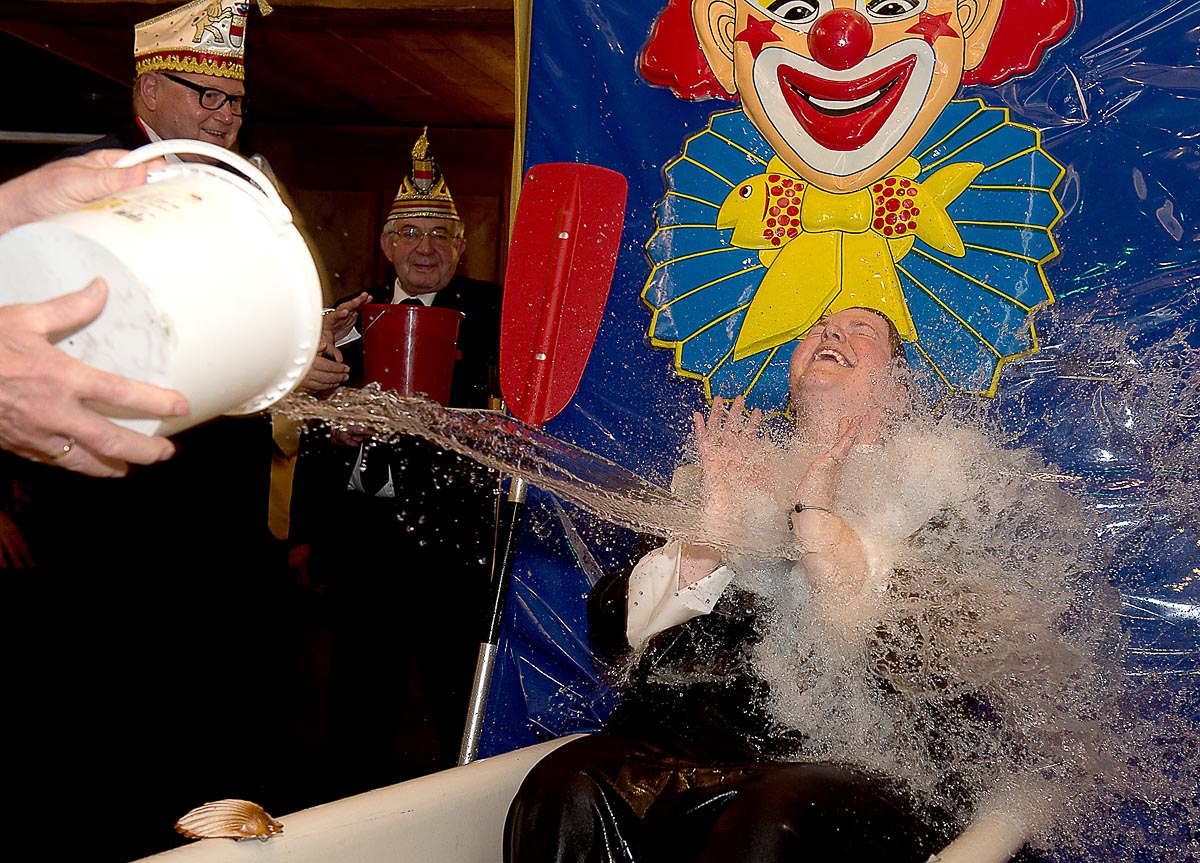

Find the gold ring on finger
[[48, 435, 75, 459]]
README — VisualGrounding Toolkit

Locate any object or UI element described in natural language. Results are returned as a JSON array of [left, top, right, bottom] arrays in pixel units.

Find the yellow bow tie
[[717, 156, 983, 359]]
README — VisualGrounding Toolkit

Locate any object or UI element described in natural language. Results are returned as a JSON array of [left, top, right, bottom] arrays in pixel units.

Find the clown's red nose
[[807, 9, 873, 70]]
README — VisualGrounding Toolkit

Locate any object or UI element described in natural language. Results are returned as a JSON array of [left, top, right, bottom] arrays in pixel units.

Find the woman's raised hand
[[791, 413, 871, 510], [690, 395, 774, 539], [789, 414, 875, 603]]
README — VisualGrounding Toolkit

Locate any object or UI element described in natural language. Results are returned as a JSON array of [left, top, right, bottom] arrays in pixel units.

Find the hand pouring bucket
[[0, 140, 323, 436], [361, 304, 463, 406]]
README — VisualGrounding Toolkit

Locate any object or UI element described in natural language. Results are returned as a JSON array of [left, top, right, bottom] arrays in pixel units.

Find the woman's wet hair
[[884, 318, 907, 362]]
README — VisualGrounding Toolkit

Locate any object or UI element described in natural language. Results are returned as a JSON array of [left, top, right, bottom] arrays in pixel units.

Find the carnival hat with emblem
[[386, 128, 461, 225], [135, 0, 272, 81]]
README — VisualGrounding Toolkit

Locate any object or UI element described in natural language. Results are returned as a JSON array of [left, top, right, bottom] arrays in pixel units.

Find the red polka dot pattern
[[871, 178, 920, 238], [760, 174, 807, 247]]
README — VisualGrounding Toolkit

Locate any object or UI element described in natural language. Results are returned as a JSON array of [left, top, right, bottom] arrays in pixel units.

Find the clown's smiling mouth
[[791, 79, 896, 117], [776, 56, 916, 152]]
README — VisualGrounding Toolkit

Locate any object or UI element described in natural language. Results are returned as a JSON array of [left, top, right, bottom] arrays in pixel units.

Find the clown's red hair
[[639, 0, 1076, 99]]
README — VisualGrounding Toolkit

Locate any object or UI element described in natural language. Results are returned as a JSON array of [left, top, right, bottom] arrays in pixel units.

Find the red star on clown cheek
[[735, 15, 782, 59], [905, 11, 960, 47]]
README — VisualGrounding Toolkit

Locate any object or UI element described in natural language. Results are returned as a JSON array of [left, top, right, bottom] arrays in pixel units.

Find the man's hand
[[298, 354, 350, 394], [0, 279, 189, 477], [297, 292, 370, 396], [297, 331, 349, 395], [0, 149, 165, 234], [330, 425, 371, 447], [323, 291, 370, 346]]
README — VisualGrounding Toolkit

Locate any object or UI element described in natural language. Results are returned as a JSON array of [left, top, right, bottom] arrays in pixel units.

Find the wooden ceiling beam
[[344, 28, 514, 126], [263, 29, 438, 122], [0, 20, 129, 84], [21, 1, 513, 13], [6, 4, 513, 29]]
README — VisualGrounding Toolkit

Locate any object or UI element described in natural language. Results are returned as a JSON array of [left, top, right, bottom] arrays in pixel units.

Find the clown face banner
[[641, 0, 1076, 405]]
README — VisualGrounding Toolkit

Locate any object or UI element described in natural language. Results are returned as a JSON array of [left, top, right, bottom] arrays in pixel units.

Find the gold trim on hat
[[385, 127, 461, 225], [135, 52, 245, 80], [134, 0, 271, 82]]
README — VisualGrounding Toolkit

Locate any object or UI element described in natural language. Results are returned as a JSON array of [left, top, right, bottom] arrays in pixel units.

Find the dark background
[[0, 0, 518, 300]]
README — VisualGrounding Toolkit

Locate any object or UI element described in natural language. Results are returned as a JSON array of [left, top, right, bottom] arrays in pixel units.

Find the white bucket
[[0, 139, 322, 436]]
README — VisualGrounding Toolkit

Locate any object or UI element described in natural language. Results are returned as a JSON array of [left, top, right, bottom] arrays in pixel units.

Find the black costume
[[289, 273, 503, 795], [58, 117, 152, 158], [505, 557, 958, 863]]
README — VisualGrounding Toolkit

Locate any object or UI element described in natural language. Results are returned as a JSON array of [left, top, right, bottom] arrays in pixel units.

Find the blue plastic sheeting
[[479, 0, 1198, 788]]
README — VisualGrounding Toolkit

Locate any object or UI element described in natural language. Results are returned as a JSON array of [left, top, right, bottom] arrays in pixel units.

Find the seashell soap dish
[[175, 798, 284, 842]]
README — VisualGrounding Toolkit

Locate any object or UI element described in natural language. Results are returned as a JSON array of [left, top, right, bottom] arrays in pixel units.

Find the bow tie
[[717, 156, 983, 359]]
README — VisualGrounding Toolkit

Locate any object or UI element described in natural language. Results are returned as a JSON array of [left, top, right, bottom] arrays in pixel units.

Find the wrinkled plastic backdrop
[[479, 0, 1199, 763]]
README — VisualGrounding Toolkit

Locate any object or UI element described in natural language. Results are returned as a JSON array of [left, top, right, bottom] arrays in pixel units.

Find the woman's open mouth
[[815, 347, 853, 367]]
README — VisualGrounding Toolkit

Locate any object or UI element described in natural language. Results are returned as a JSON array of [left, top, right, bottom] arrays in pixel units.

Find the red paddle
[[459, 162, 628, 763], [500, 162, 627, 426]]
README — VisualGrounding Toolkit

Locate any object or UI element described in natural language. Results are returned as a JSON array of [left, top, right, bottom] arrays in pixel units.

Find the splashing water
[[739, 421, 1196, 860], [277, 386, 698, 539], [277, 319, 1198, 861]]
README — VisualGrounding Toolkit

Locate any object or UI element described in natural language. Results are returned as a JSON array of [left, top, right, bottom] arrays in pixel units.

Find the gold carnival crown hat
[[134, 0, 272, 81], [386, 128, 461, 225]]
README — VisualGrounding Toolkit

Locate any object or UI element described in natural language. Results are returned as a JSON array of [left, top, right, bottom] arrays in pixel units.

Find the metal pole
[[458, 475, 529, 765]]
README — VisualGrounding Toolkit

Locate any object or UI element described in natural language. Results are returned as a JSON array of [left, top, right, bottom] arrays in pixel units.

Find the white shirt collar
[[393, 279, 437, 306]]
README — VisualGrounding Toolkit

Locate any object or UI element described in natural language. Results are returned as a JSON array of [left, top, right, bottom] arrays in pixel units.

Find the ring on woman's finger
[[47, 435, 75, 459]]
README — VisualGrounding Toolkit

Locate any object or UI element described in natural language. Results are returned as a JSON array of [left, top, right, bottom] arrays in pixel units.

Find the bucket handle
[[361, 304, 465, 336], [113, 139, 291, 224]]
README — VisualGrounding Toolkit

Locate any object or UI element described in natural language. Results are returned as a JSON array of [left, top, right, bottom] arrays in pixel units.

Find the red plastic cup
[[360, 304, 464, 405]]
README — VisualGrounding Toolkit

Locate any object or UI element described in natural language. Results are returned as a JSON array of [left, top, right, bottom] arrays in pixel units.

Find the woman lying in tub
[[505, 307, 1115, 863]]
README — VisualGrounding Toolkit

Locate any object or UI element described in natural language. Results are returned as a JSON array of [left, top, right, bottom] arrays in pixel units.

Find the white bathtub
[[138, 736, 582, 863]]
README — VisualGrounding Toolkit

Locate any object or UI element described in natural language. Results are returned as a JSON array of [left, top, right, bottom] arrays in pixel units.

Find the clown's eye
[[762, 0, 822, 24], [862, 0, 926, 20]]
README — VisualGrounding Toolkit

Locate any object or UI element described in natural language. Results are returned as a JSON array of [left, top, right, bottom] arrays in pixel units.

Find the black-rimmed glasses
[[162, 73, 248, 116]]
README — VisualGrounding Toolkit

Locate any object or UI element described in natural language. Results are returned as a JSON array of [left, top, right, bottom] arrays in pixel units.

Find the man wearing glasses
[[328, 128, 503, 408], [63, 0, 260, 160], [288, 129, 504, 795]]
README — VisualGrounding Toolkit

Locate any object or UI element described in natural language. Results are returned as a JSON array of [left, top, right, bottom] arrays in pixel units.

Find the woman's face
[[788, 307, 903, 413]]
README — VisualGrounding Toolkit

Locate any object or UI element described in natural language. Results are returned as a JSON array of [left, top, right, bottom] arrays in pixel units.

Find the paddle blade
[[500, 162, 627, 428]]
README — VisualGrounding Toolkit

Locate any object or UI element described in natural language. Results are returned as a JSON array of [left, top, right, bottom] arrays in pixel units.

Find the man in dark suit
[[336, 148, 502, 408], [289, 129, 503, 797]]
